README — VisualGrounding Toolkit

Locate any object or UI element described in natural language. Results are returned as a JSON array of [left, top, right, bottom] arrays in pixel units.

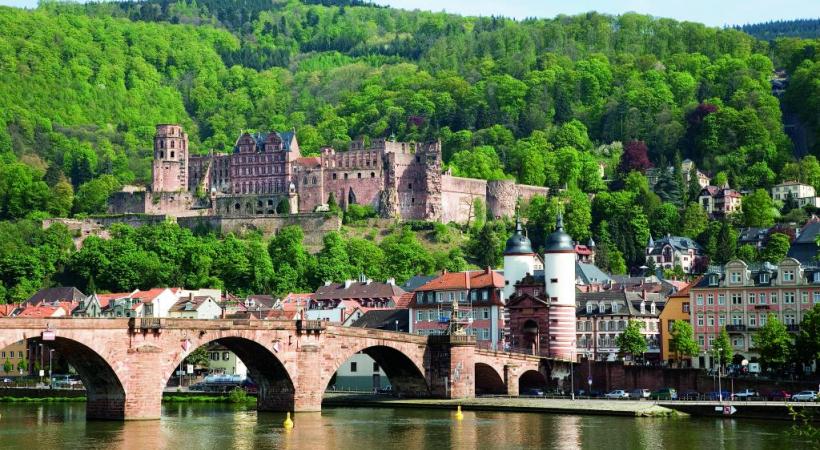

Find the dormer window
[[783, 270, 795, 282], [586, 304, 593, 314], [759, 273, 769, 284], [708, 274, 719, 286], [813, 272, 820, 283], [650, 303, 656, 315], [730, 272, 740, 283]]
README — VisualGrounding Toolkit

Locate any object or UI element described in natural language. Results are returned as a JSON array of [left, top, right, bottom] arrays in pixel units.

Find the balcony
[[786, 324, 800, 332], [753, 305, 770, 310], [725, 325, 747, 332]]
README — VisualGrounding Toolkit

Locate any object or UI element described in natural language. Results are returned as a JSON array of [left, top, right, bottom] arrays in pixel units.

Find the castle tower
[[152, 124, 189, 192], [544, 213, 577, 360], [502, 215, 536, 300]]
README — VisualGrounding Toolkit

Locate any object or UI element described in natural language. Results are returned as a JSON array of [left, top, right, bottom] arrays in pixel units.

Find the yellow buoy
[[283, 412, 294, 430], [455, 405, 464, 420]]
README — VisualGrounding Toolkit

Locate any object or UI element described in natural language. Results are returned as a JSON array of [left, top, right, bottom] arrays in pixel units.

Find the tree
[[741, 189, 777, 228], [618, 140, 652, 174], [449, 146, 508, 181], [681, 202, 709, 238], [736, 244, 759, 263], [753, 314, 793, 374], [669, 320, 699, 366], [711, 328, 732, 368], [760, 232, 791, 263], [616, 319, 648, 362], [650, 203, 679, 237], [465, 220, 508, 268], [713, 222, 738, 264], [16, 357, 27, 374], [794, 305, 820, 370], [184, 346, 210, 369], [2, 358, 12, 374], [73, 175, 122, 215]]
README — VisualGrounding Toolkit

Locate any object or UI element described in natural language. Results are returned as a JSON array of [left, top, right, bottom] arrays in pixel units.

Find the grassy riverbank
[[0, 396, 86, 402]]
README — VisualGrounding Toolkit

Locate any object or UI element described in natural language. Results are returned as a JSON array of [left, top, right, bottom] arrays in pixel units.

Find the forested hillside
[[1, 1, 820, 302], [738, 19, 820, 40]]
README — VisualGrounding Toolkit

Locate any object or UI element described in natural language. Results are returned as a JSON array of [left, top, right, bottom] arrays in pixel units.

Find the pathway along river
[[0, 403, 813, 449]]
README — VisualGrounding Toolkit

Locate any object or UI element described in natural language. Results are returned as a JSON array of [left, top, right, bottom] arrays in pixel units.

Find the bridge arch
[[475, 362, 506, 395], [518, 369, 548, 395], [321, 342, 429, 397], [163, 335, 295, 411]]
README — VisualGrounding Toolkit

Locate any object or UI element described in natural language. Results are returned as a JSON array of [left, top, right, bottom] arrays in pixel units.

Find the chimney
[[324, 280, 332, 286], [386, 278, 395, 286], [344, 280, 353, 289]]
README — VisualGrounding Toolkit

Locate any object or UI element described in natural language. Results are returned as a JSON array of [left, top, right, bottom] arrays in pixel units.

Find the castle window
[[370, 172, 375, 178], [344, 173, 348, 180], [312, 177, 317, 185], [160, 141, 164, 149], [411, 197, 415, 204], [234, 203, 240, 210], [416, 156, 420, 163], [332, 173, 337, 180], [170, 151, 175, 158], [408, 183, 412, 189], [357, 173, 362, 179], [171, 140, 175, 149], [160, 151, 165, 158]]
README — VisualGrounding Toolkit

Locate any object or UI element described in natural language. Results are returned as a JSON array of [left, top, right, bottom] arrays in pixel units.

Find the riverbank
[[0, 388, 255, 404], [322, 394, 680, 417]]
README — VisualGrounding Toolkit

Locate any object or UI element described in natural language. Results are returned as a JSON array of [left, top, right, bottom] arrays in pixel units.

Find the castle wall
[[516, 184, 550, 202], [322, 169, 383, 210], [214, 194, 292, 216], [176, 214, 341, 247], [294, 167, 324, 213], [440, 175, 488, 224]]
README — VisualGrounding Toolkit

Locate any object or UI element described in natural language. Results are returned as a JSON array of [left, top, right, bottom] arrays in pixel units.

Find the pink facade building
[[689, 258, 820, 369]]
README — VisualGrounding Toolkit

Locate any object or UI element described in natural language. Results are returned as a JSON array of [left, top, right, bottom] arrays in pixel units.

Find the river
[[0, 403, 811, 449]]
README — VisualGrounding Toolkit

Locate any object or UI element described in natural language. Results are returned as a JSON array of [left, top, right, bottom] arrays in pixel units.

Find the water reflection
[[0, 403, 808, 450]]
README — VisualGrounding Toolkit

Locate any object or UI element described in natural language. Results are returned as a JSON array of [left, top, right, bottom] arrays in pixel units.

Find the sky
[[0, 0, 817, 27]]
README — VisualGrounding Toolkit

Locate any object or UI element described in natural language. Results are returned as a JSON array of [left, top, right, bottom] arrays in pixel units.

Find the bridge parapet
[[427, 334, 477, 346]]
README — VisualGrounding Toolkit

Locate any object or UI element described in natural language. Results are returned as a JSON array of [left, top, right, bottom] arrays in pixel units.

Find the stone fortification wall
[[516, 184, 550, 201], [486, 180, 517, 219], [440, 175, 488, 224], [176, 213, 341, 247]]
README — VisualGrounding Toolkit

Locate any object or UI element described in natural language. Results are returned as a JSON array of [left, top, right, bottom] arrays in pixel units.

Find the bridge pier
[[504, 364, 520, 396], [427, 336, 476, 399], [292, 342, 323, 412]]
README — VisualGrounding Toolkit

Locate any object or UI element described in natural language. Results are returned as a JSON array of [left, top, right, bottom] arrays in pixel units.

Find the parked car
[[523, 388, 545, 397], [791, 391, 818, 402], [604, 390, 629, 399], [189, 382, 206, 392], [732, 389, 759, 400], [706, 391, 730, 401], [629, 389, 651, 399], [764, 390, 791, 401], [680, 390, 701, 400], [649, 388, 678, 400]]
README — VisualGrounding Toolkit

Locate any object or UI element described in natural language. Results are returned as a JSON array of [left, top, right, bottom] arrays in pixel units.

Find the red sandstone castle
[[109, 124, 547, 223]]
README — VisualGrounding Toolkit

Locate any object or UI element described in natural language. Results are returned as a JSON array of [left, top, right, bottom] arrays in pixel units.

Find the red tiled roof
[[17, 306, 62, 318], [132, 288, 178, 303], [395, 292, 414, 308], [575, 244, 592, 255], [0, 304, 17, 317], [416, 269, 504, 292], [668, 278, 699, 298], [95, 292, 131, 308]]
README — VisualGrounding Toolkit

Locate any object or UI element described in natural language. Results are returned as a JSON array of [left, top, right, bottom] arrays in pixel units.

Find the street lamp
[[716, 346, 723, 403], [38, 343, 43, 384], [49, 349, 54, 388], [395, 320, 399, 332], [570, 339, 576, 400]]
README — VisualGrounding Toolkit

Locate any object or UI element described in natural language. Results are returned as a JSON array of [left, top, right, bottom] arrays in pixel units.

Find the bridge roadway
[[0, 317, 548, 420]]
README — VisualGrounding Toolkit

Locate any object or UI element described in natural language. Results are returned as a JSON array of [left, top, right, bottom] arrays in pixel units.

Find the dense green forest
[[738, 19, 820, 40], [0, 1, 820, 302]]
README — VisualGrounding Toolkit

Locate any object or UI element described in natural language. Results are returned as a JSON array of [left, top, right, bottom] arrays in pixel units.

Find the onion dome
[[545, 213, 574, 252], [504, 216, 534, 255]]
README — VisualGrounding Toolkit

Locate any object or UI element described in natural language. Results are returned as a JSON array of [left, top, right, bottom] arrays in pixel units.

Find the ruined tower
[[151, 124, 189, 192]]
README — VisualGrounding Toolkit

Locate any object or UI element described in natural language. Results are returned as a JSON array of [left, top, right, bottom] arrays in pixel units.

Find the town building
[[108, 125, 548, 224], [0, 340, 27, 376], [771, 181, 820, 208], [575, 291, 663, 362], [738, 227, 770, 250], [646, 160, 710, 189], [307, 278, 406, 323], [169, 294, 223, 319], [689, 258, 820, 369], [409, 268, 506, 348], [645, 235, 705, 273], [207, 344, 247, 377], [698, 185, 741, 218], [787, 218, 820, 264], [659, 282, 693, 366]]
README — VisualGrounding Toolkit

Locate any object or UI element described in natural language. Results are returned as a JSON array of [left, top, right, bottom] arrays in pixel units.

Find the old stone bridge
[[0, 318, 551, 420]]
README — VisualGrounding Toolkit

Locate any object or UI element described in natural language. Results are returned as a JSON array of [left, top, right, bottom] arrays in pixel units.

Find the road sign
[[42, 330, 55, 341], [587, 378, 592, 386], [715, 405, 736, 415]]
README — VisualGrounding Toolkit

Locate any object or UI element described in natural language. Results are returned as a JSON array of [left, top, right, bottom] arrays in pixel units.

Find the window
[[428, 310, 437, 321], [785, 292, 795, 304], [436, 292, 443, 303], [707, 316, 715, 326], [371, 172, 375, 178], [760, 273, 770, 284], [748, 293, 755, 305], [482, 290, 488, 301], [332, 173, 337, 180], [784, 314, 796, 325], [707, 294, 714, 305], [814, 272, 820, 283], [784, 270, 795, 282], [683, 302, 690, 313], [696, 295, 704, 306], [408, 183, 412, 189], [771, 293, 778, 303], [550, 278, 558, 284], [417, 311, 424, 322], [708, 275, 719, 286], [814, 292, 820, 304], [730, 272, 740, 283], [586, 304, 593, 313], [732, 336, 745, 348], [718, 294, 725, 305], [697, 315, 704, 326], [801, 292, 808, 304], [749, 315, 756, 326], [731, 315, 743, 325], [731, 293, 742, 305], [222, 352, 230, 361], [350, 362, 358, 372], [482, 308, 490, 319], [718, 315, 726, 326], [708, 335, 715, 346], [210, 352, 219, 361], [698, 335, 705, 346], [373, 363, 380, 372], [759, 293, 767, 304]]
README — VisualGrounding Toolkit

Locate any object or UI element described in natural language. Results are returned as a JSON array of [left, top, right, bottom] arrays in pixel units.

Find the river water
[[0, 403, 811, 449]]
